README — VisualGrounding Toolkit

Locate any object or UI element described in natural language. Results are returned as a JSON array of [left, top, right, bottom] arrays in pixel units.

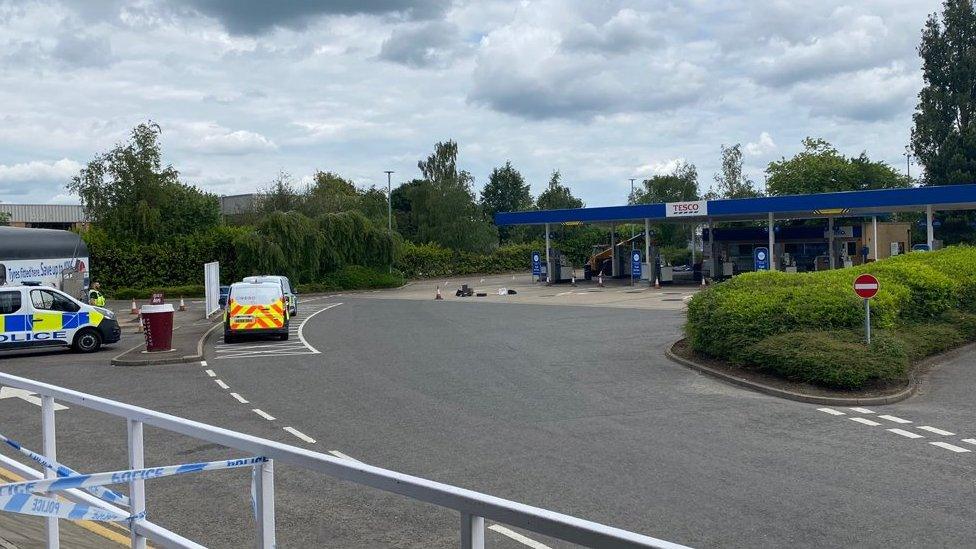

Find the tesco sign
[[665, 200, 708, 218]]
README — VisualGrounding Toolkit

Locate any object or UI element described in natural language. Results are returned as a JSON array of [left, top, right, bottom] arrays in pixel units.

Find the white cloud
[[171, 122, 277, 155], [0, 159, 82, 183], [634, 159, 686, 178], [745, 132, 777, 156]]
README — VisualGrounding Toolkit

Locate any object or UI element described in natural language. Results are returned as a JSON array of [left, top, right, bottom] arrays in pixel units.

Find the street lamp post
[[384, 170, 394, 273], [904, 146, 911, 180]]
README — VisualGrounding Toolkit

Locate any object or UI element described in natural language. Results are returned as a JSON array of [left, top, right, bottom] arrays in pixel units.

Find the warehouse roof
[[494, 184, 976, 226], [0, 203, 85, 223]]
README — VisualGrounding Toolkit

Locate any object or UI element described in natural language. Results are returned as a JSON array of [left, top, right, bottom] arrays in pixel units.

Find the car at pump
[[0, 282, 121, 353], [223, 282, 289, 343]]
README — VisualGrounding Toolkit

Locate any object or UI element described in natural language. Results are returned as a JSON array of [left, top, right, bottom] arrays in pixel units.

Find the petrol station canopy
[[494, 184, 976, 226]]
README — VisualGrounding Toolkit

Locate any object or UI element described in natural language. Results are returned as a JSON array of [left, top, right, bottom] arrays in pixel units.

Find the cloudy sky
[[0, 0, 941, 206]]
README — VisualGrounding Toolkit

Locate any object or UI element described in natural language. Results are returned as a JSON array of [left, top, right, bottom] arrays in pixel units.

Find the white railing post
[[254, 459, 276, 548], [41, 395, 59, 549], [127, 419, 148, 549], [460, 512, 484, 549]]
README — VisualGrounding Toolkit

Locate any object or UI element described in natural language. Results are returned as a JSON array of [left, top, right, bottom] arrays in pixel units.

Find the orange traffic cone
[[654, 277, 660, 289], [701, 277, 706, 288], [179, 297, 186, 311], [571, 274, 577, 286], [130, 299, 138, 315], [435, 286, 443, 300]]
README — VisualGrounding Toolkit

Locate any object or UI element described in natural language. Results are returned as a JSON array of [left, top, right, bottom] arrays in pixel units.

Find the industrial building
[[0, 203, 86, 230]]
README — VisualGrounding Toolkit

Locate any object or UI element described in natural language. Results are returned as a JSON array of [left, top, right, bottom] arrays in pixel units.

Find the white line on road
[[930, 441, 970, 453], [878, 415, 911, 424], [850, 407, 874, 414], [961, 439, 976, 446], [230, 392, 248, 404], [850, 417, 881, 426], [488, 525, 552, 549], [918, 426, 955, 436], [284, 427, 316, 444], [252, 409, 275, 421], [329, 450, 362, 463], [200, 360, 207, 367], [297, 303, 343, 354], [205, 369, 216, 377], [818, 408, 845, 416], [887, 428, 924, 439], [215, 379, 229, 390], [214, 352, 325, 360]]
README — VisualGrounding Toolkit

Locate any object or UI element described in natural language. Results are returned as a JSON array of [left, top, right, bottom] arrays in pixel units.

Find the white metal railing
[[0, 372, 691, 549]]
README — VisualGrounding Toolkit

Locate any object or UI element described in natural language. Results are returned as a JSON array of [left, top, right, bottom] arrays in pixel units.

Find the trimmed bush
[[113, 285, 205, 299], [396, 241, 541, 279], [297, 266, 404, 293], [744, 330, 909, 389], [687, 246, 976, 363]]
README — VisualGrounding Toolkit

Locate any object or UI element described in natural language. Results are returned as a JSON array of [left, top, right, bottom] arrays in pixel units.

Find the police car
[[0, 283, 122, 353]]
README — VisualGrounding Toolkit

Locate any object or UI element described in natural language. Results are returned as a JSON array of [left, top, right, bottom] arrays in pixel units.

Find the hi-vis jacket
[[0, 285, 121, 351]]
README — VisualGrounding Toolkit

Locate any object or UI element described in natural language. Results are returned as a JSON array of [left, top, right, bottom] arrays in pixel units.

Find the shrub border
[[665, 338, 917, 406]]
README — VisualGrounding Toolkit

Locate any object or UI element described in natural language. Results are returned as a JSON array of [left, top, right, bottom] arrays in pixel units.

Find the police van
[[224, 282, 289, 343], [0, 283, 122, 353]]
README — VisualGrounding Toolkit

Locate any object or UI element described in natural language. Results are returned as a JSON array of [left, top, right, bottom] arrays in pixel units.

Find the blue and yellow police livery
[[0, 284, 121, 353]]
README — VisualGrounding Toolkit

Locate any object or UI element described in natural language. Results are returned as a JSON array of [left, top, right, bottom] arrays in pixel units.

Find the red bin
[[140, 304, 175, 352]]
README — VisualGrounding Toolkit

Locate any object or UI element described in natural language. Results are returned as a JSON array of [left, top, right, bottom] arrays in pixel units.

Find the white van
[[242, 275, 298, 316], [0, 283, 122, 353]]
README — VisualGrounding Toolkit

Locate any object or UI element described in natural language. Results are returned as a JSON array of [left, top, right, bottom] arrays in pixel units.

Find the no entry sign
[[854, 274, 879, 299]]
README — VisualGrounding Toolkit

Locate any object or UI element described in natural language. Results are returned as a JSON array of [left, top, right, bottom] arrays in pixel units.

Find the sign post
[[854, 273, 880, 345], [753, 247, 769, 271], [631, 250, 642, 286], [531, 251, 541, 282]]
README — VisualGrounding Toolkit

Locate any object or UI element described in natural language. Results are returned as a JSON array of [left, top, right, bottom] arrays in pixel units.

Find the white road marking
[[878, 415, 911, 424], [850, 417, 881, 426], [850, 407, 874, 414], [817, 407, 845, 416], [284, 427, 316, 444], [297, 303, 342, 354], [487, 525, 552, 549], [252, 409, 275, 421], [961, 439, 976, 446], [215, 379, 229, 390], [200, 360, 207, 367], [329, 450, 362, 463], [205, 369, 216, 377], [887, 428, 924, 439], [918, 426, 955, 436], [215, 352, 327, 360], [930, 441, 970, 453], [230, 392, 249, 404]]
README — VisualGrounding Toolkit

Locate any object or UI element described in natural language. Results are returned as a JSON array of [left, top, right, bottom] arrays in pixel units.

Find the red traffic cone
[[435, 286, 443, 300], [654, 277, 660, 289], [130, 299, 138, 315], [179, 297, 187, 311]]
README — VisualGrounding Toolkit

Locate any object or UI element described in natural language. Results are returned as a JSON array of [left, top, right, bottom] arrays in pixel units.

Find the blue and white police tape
[[0, 456, 267, 498], [0, 492, 144, 522], [0, 432, 129, 507]]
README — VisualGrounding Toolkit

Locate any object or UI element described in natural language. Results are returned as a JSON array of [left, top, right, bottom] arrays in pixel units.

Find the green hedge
[[686, 246, 976, 389], [296, 266, 404, 293], [113, 285, 205, 300], [396, 242, 540, 279]]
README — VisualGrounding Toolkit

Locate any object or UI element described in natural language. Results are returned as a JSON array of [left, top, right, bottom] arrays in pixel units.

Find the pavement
[[107, 298, 220, 366], [0, 279, 975, 547]]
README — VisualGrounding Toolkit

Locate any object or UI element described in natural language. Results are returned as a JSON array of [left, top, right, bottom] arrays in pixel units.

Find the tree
[[259, 172, 302, 215], [632, 162, 700, 248], [68, 122, 220, 243], [301, 171, 361, 216], [711, 144, 761, 199], [480, 161, 532, 243], [400, 141, 497, 252], [536, 170, 584, 210], [0, 210, 9, 226], [912, 0, 976, 186], [766, 138, 909, 195], [633, 162, 700, 204]]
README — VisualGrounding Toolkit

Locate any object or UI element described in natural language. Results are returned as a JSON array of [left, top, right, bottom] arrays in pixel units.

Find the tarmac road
[[1, 292, 975, 547]]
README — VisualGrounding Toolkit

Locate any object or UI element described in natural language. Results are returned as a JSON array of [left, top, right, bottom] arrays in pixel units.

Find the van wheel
[[280, 332, 289, 341], [72, 329, 102, 353], [224, 331, 236, 344]]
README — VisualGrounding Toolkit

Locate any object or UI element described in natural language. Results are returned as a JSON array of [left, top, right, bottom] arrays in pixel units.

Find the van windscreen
[[231, 286, 280, 305]]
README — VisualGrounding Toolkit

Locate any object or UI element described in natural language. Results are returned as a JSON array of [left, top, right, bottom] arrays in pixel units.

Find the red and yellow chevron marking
[[227, 299, 286, 331]]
